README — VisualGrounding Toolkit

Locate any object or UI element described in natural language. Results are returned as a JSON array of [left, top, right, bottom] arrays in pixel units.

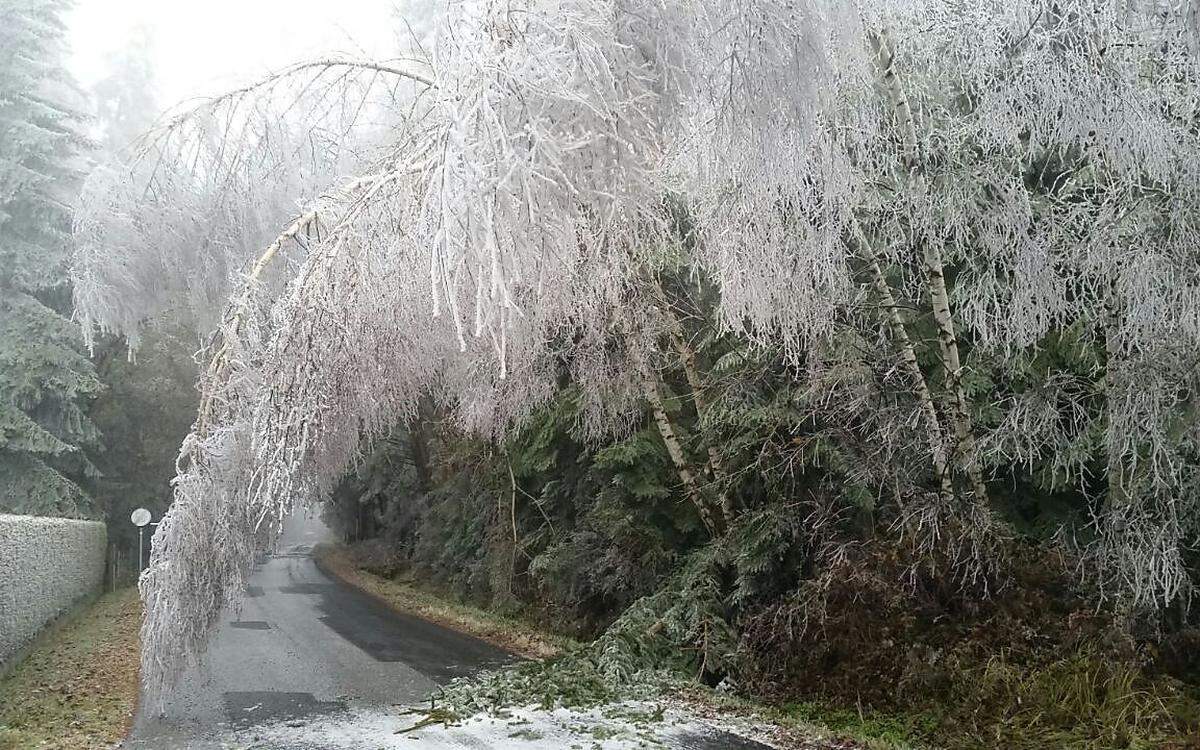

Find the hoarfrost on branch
[[72, 0, 1200, 694]]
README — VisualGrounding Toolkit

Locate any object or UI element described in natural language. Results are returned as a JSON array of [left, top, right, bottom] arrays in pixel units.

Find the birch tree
[[74, 0, 1200, 693]]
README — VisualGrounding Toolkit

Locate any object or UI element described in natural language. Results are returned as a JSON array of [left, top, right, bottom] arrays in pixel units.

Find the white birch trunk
[[620, 308, 722, 535], [649, 279, 734, 525], [850, 218, 954, 501], [874, 28, 989, 504], [1103, 285, 1128, 510], [640, 364, 721, 535]]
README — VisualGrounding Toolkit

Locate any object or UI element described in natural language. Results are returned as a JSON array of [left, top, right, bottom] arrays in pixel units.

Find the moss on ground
[[0, 587, 141, 750]]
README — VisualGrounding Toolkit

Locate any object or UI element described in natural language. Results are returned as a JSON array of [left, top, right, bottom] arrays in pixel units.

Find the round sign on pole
[[130, 508, 151, 527]]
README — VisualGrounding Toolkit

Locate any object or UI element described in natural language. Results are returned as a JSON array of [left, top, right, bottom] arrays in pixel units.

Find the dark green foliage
[[327, 387, 713, 633], [970, 319, 1111, 536], [87, 326, 199, 551]]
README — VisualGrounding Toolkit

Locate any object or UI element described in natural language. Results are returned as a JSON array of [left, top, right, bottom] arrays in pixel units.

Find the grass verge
[[314, 543, 570, 659], [0, 587, 141, 750]]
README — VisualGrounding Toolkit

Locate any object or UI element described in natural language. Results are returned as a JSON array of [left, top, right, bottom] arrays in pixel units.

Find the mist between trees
[[36, 0, 1200, 731]]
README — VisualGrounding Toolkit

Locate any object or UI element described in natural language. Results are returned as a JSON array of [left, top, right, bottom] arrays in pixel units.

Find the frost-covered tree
[[74, 0, 1200, 693], [0, 0, 100, 517]]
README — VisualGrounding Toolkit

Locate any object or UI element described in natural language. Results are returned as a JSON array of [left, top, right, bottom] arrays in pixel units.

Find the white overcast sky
[[66, 1, 416, 109]]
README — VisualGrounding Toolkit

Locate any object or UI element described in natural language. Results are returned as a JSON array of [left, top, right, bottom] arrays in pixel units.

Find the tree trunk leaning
[[849, 217, 954, 501], [873, 28, 989, 504]]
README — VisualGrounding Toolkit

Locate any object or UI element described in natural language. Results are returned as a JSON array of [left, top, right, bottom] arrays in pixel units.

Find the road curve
[[123, 513, 511, 749]]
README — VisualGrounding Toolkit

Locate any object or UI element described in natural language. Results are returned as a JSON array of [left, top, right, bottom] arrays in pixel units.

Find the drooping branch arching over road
[[74, 0, 1200, 695]]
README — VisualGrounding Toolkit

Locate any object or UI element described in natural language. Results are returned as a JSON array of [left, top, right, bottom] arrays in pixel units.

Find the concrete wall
[[0, 514, 107, 670]]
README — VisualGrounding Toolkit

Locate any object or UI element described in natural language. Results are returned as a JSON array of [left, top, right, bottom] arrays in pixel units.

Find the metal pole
[[139, 526, 144, 574]]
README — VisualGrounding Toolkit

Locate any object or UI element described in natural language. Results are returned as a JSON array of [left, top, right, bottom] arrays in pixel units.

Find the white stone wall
[[0, 514, 107, 670]]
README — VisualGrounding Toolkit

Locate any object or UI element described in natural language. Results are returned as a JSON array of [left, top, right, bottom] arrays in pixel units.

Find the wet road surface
[[123, 514, 511, 748]]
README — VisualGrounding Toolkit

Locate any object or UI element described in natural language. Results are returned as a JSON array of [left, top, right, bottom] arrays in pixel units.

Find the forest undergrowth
[[337, 531, 1200, 748]]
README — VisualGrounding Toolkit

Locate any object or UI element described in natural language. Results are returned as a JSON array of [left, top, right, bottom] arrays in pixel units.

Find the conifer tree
[[0, 0, 100, 517]]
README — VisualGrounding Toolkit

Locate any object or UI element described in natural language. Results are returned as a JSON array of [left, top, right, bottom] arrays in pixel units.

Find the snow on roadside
[[230, 702, 782, 749]]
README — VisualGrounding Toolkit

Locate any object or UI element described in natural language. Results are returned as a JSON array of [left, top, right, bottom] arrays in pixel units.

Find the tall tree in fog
[[90, 24, 158, 155], [0, 0, 99, 517]]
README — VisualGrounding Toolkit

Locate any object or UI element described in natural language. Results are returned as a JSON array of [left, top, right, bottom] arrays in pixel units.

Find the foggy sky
[[67, 0, 409, 110]]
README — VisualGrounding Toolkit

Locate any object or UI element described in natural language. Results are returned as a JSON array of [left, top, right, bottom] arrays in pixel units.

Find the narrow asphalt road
[[123, 513, 512, 749], [123, 514, 780, 749]]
